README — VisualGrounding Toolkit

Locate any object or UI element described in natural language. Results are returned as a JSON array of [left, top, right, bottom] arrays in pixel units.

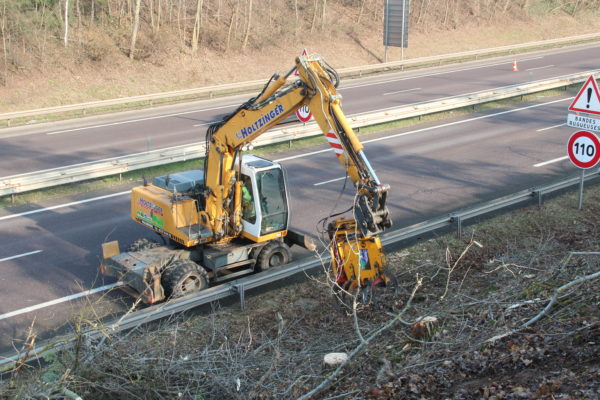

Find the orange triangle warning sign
[[293, 48, 309, 77], [568, 75, 600, 116]]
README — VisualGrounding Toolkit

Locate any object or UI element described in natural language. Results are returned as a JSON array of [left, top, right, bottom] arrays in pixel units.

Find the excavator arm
[[203, 54, 391, 242], [202, 53, 394, 293]]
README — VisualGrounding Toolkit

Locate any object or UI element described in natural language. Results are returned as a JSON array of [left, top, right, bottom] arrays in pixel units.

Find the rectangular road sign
[[384, 0, 409, 47], [567, 113, 600, 133]]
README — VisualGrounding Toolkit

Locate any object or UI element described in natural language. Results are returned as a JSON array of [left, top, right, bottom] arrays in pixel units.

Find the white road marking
[[0, 250, 43, 263], [534, 156, 568, 167], [314, 176, 347, 186], [526, 65, 554, 72], [46, 104, 234, 135], [0, 283, 122, 321], [362, 97, 571, 146], [308, 98, 572, 186], [5, 97, 575, 220], [0, 190, 130, 222], [537, 123, 566, 132], [383, 88, 421, 96], [38, 55, 549, 136], [342, 57, 544, 90]]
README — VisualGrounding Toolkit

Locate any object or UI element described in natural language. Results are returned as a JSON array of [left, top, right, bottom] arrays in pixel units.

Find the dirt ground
[[2, 12, 600, 112]]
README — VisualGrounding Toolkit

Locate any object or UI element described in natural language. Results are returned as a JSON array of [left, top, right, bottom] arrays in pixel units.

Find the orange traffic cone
[[512, 60, 518, 72]]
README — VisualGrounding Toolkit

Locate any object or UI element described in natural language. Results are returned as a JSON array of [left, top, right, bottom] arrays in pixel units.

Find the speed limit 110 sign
[[567, 130, 600, 169]]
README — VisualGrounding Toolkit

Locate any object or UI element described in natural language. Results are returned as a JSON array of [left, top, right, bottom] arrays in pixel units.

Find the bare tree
[[310, 0, 318, 33], [357, 0, 366, 23], [0, 0, 7, 86], [216, 0, 222, 22], [226, 0, 239, 51], [192, 0, 204, 53], [320, 0, 327, 31], [130, 0, 142, 59], [241, 0, 252, 50], [64, 0, 70, 47], [294, 0, 299, 35]]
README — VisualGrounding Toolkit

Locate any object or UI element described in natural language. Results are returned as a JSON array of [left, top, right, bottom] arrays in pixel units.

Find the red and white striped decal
[[326, 131, 344, 157]]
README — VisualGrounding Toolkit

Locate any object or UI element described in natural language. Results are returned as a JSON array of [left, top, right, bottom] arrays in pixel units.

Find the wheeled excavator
[[101, 54, 393, 304]]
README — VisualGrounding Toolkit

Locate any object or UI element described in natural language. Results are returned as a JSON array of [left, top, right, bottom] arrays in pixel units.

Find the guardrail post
[[453, 215, 463, 238], [533, 189, 543, 208], [233, 283, 246, 310]]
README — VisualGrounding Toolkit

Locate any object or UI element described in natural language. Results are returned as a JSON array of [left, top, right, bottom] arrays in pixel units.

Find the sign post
[[567, 130, 600, 209]]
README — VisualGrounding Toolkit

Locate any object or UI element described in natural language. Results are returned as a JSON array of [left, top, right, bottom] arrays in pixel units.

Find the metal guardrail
[[1, 169, 598, 371], [2, 70, 599, 197], [1, 33, 599, 124]]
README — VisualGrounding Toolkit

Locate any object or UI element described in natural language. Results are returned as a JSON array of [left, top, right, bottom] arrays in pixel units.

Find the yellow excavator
[[101, 54, 393, 303]]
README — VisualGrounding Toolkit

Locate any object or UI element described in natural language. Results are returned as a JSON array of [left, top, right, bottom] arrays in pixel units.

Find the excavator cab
[[239, 155, 290, 242]]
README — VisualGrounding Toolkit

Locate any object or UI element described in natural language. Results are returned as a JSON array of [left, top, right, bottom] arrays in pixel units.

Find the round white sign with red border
[[296, 105, 312, 123], [567, 130, 600, 169]]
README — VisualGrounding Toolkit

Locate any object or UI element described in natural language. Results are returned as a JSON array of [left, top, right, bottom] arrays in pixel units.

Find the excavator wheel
[[256, 241, 291, 271], [162, 259, 208, 298]]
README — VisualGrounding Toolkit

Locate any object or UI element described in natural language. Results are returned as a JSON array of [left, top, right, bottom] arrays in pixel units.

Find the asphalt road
[[0, 43, 599, 175], [0, 91, 582, 355]]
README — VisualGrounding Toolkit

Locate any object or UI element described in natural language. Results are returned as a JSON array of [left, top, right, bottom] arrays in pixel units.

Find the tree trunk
[[64, 0, 70, 47], [310, 0, 318, 33], [320, 0, 326, 31], [356, 0, 365, 23], [90, 0, 94, 25], [1, 0, 7, 86], [129, 0, 142, 59], [149, 0, 155, 33], [294, 0, 299, 34], [225, 1, 236, 51], [191, 0, 203, 53], [242, 0, 252, 50], [75, 0, 81, 44], [216, 0, 222, 23], [156, 0, 161, 33]]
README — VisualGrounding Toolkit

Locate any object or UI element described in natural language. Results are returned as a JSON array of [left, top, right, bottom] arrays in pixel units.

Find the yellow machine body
[[103, 54, 393, 303]]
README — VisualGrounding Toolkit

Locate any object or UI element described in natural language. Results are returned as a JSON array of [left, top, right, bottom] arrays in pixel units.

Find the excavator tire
[[162, 259, 208, 298], [256, 241, 291, 272]]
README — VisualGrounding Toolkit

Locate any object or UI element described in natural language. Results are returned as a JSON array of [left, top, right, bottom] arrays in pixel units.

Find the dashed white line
[[46, 104, 234, 135], [314, 176, 347, 186], [537, 123, 566, 132], [383, 88, 421, 96], [0, 283, 122, 321], [361, 97, 572, 146], [526, 65, 554, 72], [534, 156, 568, 167], [342, 57, 544, 90], [0, 190, 130, 222], [0, 250, 43, 263]]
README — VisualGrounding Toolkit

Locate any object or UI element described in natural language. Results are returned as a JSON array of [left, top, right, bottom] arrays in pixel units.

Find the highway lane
[[0, 95, 583, 354], [0, 43, 598, 175]]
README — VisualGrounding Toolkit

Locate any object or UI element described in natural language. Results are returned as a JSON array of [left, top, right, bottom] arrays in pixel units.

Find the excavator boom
[[102, 54, 394, 303]]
